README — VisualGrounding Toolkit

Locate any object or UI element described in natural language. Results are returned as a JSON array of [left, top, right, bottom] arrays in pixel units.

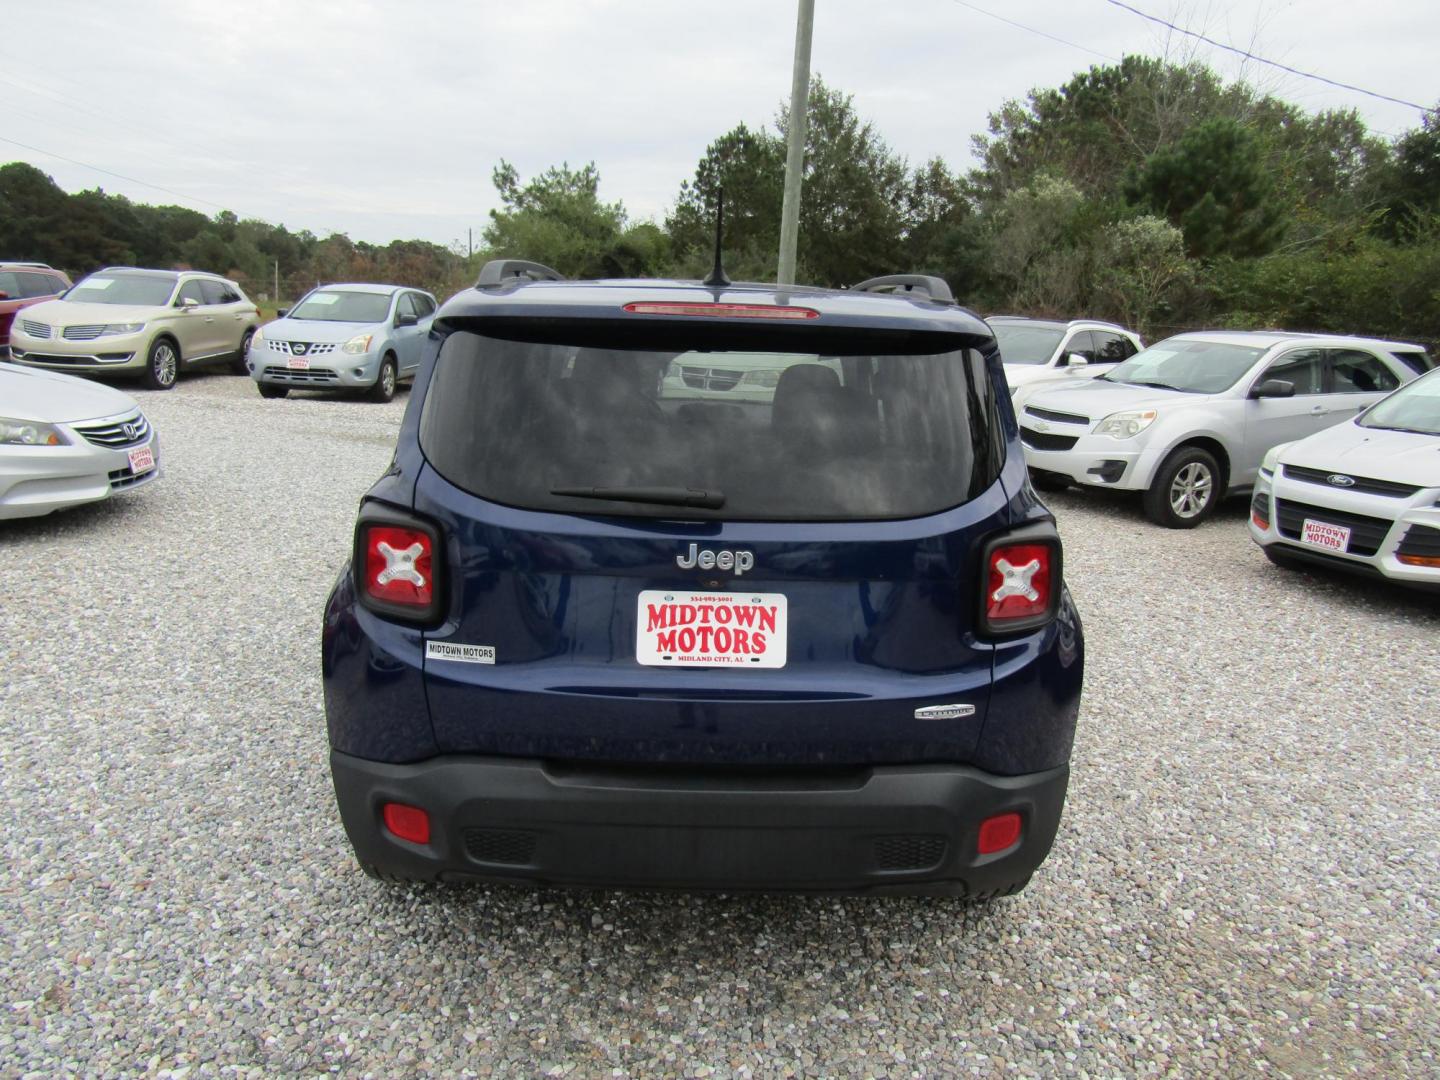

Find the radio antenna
[[702, 186, 730, 288]]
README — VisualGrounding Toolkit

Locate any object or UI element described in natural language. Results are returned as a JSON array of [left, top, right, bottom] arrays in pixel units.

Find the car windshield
[[420, 329, 1003, 521], [66, 274, 175, 306], [289, 290, 392, 322], [1100, 339, 1267, 393], [991, 324, 1064, 365], [1357, 370, 1440, 436]]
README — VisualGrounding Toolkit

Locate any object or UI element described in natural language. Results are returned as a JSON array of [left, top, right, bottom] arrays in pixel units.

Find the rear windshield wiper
[[550, 485, 726, 509]]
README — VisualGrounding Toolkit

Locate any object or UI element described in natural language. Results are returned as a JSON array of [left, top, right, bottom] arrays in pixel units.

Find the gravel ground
[[1, 372, 1436, 1077]]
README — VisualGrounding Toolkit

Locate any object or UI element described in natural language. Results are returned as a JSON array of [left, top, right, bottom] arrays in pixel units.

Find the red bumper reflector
[[1251, 512, 1268, 529], [977, 811, 1022, 854], [623, 301, 819, 320], [382, 802, 431, 845]]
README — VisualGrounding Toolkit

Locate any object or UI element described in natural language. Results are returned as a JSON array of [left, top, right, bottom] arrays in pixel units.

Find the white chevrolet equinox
[[1019, 331, 1423, 528]]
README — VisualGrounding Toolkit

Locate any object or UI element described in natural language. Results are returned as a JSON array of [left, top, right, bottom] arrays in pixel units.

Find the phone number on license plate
[[635, 590, 787, 668]]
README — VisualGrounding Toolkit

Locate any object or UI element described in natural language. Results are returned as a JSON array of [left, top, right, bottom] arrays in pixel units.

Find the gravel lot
[[1, 372, 1436, 1077]]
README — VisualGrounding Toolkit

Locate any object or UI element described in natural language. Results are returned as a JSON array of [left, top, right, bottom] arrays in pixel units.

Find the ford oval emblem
[[1327, 474, 1356, 487]]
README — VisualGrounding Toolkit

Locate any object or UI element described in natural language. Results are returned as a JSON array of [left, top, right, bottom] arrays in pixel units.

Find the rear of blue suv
[[322, 262, 1084, 897]]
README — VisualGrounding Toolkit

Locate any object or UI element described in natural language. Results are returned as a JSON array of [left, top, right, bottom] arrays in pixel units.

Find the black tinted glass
[[421, 331, 1002, 521], [991, 324, 1063, 365]]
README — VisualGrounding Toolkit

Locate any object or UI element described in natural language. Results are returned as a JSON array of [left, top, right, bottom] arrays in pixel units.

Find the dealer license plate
[[635, 589, 788, 669], [127, 445, 155, 475], [1301, 518, 1351, 552], [287, 357, 310, 370]]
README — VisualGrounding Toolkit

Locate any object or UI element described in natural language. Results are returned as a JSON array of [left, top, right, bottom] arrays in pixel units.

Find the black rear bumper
[[330, 751, 1070, 897]]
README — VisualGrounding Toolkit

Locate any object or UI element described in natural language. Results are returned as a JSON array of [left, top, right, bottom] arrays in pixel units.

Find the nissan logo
[[1326, 474, 1356, 487], [292, 343, 308, 356]]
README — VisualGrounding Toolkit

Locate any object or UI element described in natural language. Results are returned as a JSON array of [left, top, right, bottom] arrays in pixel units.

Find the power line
[[0, 133, 229, 212], [948, 0, 1117, 63], [1102, 0, 1438, 116]]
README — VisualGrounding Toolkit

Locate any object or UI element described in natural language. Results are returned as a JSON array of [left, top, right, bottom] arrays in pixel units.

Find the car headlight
[[1094, 409, 1157, 439], [739, 369, 784, 388], [342, 333, 374, 355], [252, 327, 265, 346], [1259, 443, 1291, 478], [97, 322, 145, 336], [0, 417, 68, 446]]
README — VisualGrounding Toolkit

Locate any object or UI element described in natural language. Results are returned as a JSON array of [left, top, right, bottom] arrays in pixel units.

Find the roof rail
[[476, 259, 565, 288], [2, 261, 53, 269], [848, 274, 954, 303]]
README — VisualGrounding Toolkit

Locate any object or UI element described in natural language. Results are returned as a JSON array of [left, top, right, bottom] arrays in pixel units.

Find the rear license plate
[[1301, 518, 1350, 552], [636, 590, 787, 668], [127, 445, 155, 475], [287, 357, 310, 370]]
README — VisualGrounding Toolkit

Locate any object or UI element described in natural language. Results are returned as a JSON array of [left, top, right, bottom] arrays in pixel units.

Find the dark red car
[[0, 264, 72, 358]]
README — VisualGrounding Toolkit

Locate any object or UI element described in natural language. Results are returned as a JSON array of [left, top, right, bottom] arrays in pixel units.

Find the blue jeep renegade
[[322, 260, 1084, 897]]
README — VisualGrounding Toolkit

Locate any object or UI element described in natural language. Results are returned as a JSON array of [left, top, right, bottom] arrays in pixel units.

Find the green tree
[[1126, 117, 1285, 259], [1095, 215, 1193, 336], [668, 124, 786, 280], [1384, 107, 1440, 230], [483, 160, 646, 278]]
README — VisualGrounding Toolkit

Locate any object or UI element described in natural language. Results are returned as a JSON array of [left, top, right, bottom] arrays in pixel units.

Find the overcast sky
[[4, 0, 1433, 249]]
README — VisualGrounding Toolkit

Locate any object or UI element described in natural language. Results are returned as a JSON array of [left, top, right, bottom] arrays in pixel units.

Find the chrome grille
[[1024, 405, 1090, 425], [62, 325, 106, 341], [262, 365, 339, 383], [680, 365, 743, 391], [268, 340, 338, 356], [74, 412, 150, 449], [20, 320, 51, 338]]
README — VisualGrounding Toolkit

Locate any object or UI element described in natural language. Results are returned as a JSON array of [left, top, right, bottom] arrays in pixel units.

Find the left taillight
[[979, 529, 1061, 636], [353, 506, 445, 625]]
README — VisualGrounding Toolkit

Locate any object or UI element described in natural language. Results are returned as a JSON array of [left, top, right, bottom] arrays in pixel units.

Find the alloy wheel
[[1168, 462, 1213, 519]]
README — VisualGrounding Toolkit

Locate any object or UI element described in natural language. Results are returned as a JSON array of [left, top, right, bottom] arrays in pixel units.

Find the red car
[[0, 263, 72, 358]]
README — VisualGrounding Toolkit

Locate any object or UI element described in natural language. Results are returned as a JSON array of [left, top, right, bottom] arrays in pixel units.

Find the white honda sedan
[[0, 364, 160, 520], [1249, 367, 1440, 589]]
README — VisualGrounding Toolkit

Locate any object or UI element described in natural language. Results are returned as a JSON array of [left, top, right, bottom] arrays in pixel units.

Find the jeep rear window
[[420, 329, 1002, 521]]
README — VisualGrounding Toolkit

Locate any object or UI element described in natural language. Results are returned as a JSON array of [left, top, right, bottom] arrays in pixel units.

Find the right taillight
[[353, 507, 444, 624], [980, 531, 1061, 635]]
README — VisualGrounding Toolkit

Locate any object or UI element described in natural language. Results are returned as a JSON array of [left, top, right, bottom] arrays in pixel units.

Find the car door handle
[[1309, 405, 1329, 415]]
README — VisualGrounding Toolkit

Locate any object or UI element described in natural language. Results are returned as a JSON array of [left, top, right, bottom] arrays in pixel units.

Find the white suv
[[1019, 331, 1422, 527], [988, 317, 1144, 411]]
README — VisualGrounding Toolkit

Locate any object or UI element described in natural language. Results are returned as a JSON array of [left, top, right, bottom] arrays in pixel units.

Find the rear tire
[[1143, 447, 1221, 528], [141, 338, 179, 391], [231, 328, 254, 375], [258, 383, 289, 399], [368, 355, 397, 403]]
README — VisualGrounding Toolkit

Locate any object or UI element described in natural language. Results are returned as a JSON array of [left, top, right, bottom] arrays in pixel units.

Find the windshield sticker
[[425, 641, 496, 665], [307, 293, 340, 306], [81, 278, 115, 290]]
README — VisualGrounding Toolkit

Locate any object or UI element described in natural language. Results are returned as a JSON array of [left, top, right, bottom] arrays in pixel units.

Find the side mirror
[[395, 313, 419, 328], [178, 296, 199, 310], [1250, 379, 1295, 399], [0, 291, 9, 300], [276, 308, 289, 318], [1066, 353, 1088, 368]]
